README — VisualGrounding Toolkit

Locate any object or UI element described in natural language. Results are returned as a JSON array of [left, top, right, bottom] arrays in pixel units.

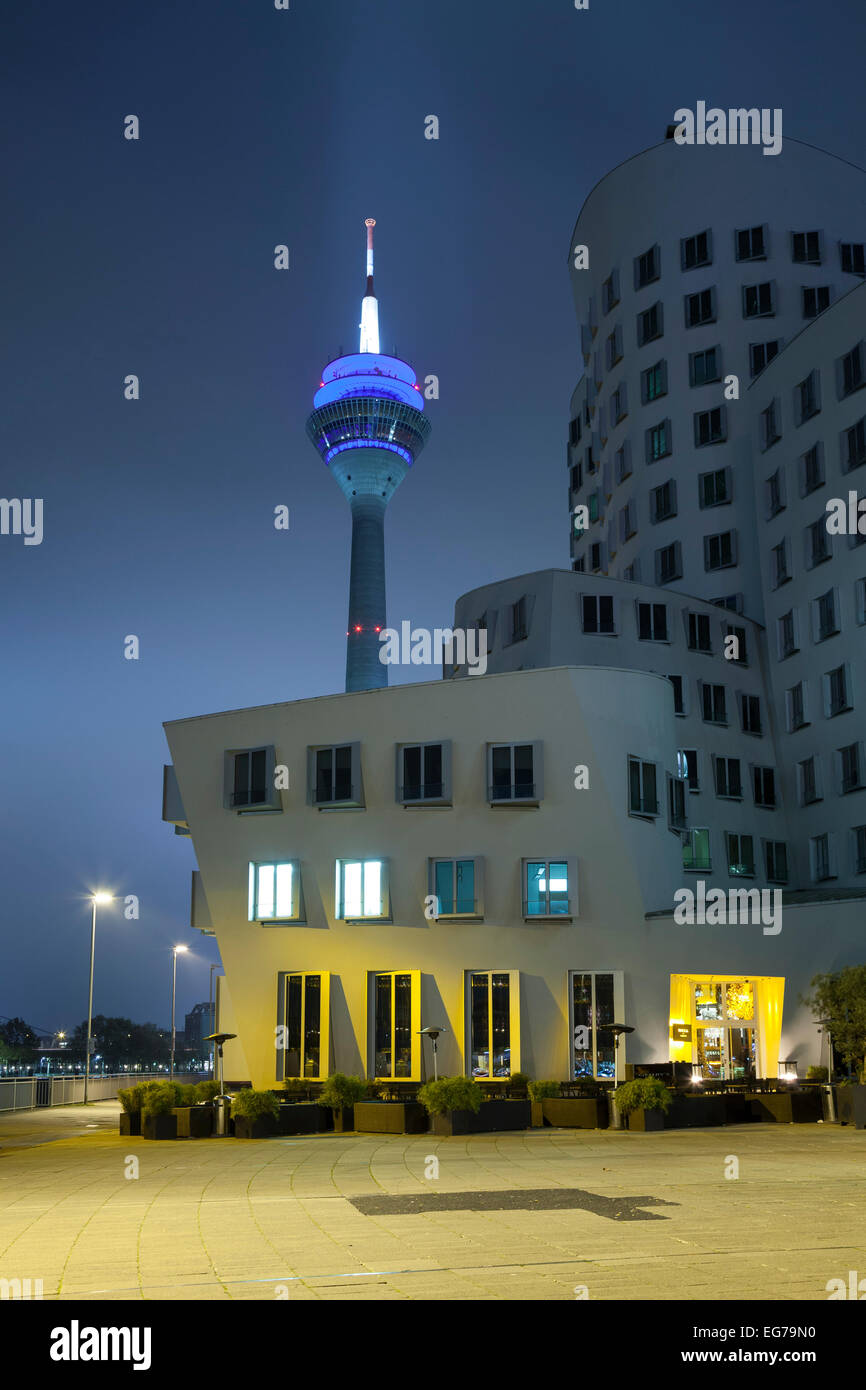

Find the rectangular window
[[839, 743, 862, 794], [249, 861, 302, 922], [373, 971, 419, 1079], [704, 530, 736, 571], [619, 501, 636, 543], [702, 683, 727, 724], [690, 347, 721, 387], [840, 342, 865, 398], [637, 302, 663, 346], [570, 462, 582, 493], [336, 859, 389, 919], [687, 612, 712, 653], [511, 596, 528, 641], [795, 369, 820, 424], [581, 594, 615, 633], [826, 665, 851, 717], [641, 360, 667, 403], [787, 682, 807, 732], [750, 340, 779, 377], [524, 858, 574, 917], [761, 400, 781, 449], [714, 757, 742, 799], [614, 441, 632, 483], [753, 767, 776, 808], [771, 538, 790, 588], [637, 602, 667, 641], [606, 326, 623, 370], [681, 229, 711, 271], [683, 827, 711, 872], [844, 418, 866, 472], [811, 834, 833, 883], [280, 973, 327, 1079], [430, 857, 482, 917], [803, 286, 831, 319], [792, 230, 821, 264], [778, 609, 798, 658], [646, 419, 671, 461], [589, 541, 603, 572], [469, 971, 515, 1078], [571, 972, 619, 1079], [678, 748, 699, 792], [669, 674, 685, 715], [398, 741, 451, 804], [634, 244, 660, 288], [857, 578, 866, 625], [765, 841, 788, 883], [855, 826, 866, 875], [841, 242, 866, 276], [800, 756, 820, 805], [726, 833, 755, 877], [736, 226, 766, 261], [766, 469, 785, 519], [488, 742, 541, 803], [814, 588, 839, 642], [628, 756, 659, 816], [741, 693, 762, 735], [743, 282, 774, 318], [602, 270, 620, 314], [668, 774, 687, 830], [651, 479, 677, 523], [310, 743, 360, 806], [801, 443, 824, 495], [685, 288, 715, 327], [225, 746, 279, 812], [695, 407, 726, 446], [656, 541, 682, 584], [807, 518, 831, 568]]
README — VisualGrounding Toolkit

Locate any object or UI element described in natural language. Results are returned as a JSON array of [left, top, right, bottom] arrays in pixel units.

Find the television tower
[[306, 219, 432, 693]]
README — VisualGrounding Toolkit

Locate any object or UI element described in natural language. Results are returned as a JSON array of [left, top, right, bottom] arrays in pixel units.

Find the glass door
[[691, 979, 757, 1080]]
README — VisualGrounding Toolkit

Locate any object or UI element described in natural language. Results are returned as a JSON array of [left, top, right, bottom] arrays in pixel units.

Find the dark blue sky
[[2, 0, 864, 1033]]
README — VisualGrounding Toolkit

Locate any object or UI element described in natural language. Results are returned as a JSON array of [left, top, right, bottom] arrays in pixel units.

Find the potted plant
[[317, 1073, 366, 1132], [509, 1071, 531, 1099], [231, 1088, 280, 1139], [118, 1083, 145, 1136], [530, 1079, 610, 1130], [418, 1075, 531, 1135], [354, 1081, 428, 1135], [528, 1079, 560, 1127], [173, 1081, 215, 1139], [141, 1081, 179, 1140], [806, 1065, 828, 1082], [278, 1079, 331, 1134], [803, 966, 866, 1129], [613, 1077, 672, 1131]]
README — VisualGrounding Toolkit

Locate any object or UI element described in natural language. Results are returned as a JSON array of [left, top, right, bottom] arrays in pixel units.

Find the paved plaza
[[0, 1102, 864, 1301]]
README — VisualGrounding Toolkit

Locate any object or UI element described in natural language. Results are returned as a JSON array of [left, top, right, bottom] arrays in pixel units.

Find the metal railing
[[0, 1073, 165, 1114]]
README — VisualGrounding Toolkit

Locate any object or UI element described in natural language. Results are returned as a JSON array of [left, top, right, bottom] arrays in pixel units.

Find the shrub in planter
[[614, 1077, 672, 1131], [318, 1073, 366, 1132], [195, 1079, 221, 1103], [509, 1071, 531, 1098], [118, 1085, 145, 1135], [806, 1065, 829, 1082], [418, 1075, 483, 1117], [231, 1088, 280, 1139], [140, 1082, 179, 1140], [528, 1080, 561, 1102]]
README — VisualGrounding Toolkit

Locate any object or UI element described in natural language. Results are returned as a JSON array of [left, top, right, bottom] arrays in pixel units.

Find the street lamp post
[[170, 946, 189, 1081], [84, 894, 113, 1105]]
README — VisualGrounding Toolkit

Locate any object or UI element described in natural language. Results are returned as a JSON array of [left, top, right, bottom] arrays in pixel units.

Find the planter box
[[747, 1090, 823, 1124], [835, 1084, 866, 1129], [625, 1108, 665, 1132], [664, 1095, 725, 1129], [173, 1106, 214, 1139], [540, 1097, 608, 1130], [233, 1113, 278, 1139], [530, 1101, 544, 1128], [331, 1106, 355, 1133], [431, 1100, 531, 1136], [119, 1112, 141, 1137], [353, 1102, 428, 1135], [142, 1113, 177, 1141], [277, 1104, 332, 1135]]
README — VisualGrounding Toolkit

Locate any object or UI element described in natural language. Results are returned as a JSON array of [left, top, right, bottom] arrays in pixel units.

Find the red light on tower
[[354, 625, 362, 633]]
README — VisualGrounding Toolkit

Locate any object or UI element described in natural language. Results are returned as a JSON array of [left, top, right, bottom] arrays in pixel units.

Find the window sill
[[435, 913, 484, 922], [342, 916, 392, 925], [254, 918, 306, 926], [315, 803, 365, 812], [523, 914, 574, 923], [489, 799, 540, 809], [401, 800, 453, 809]]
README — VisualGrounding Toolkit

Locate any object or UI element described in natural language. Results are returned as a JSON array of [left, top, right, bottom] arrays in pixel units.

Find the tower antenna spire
[[359, 217, 379, 353]]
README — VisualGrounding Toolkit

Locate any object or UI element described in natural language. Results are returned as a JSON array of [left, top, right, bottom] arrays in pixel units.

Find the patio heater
[[816, 1018, 836, 1122], [205, 1032, 236, 1136], [607, 1024, 634, 1129], [418, 1026, 446, 1081]]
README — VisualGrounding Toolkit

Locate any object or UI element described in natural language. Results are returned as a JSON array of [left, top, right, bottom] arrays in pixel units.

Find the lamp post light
[[418, 1026, 446, 1081], [84, 893, 113, 1104], [209, 964, 218, 1076], [816, 1017, 836, 1122], [170, 946, 190, 1081]]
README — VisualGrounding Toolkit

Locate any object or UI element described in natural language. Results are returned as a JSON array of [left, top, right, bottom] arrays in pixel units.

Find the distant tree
[[802, 965, 866, 1082], [70, 1016, 171, 1068], [0, 1018, 39, 1048]]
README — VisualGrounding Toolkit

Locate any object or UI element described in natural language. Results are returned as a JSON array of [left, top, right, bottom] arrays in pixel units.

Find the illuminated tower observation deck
[[306, 219, 431, 693]]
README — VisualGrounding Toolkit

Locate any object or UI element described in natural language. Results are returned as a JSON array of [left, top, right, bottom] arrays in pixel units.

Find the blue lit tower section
[[306, 219, 431, 693]]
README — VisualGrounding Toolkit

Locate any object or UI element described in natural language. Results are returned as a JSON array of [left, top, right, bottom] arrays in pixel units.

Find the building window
[[753, 767, 776, 808], [656, 541, 682, 584], [637, 302, 663, 346], [792, 230, 821, 264], [743, 282, 774, 318], [841, 242, 866, 276], [766, 468, 785, 519], [429, 857, 483, 917], [373, 972, 419, 1079], [469, 971, 515, 1078], [309, 743, 361, 807], [694, 407, 726, 447], [668, 774, 687, 830], [750, 340, 779, 377], [801, 443, 824, 496], [249, 861, 302, 923], [336, 859, 389, 919], [280, 973, 327, 1079], [523, 858, 575, 917], [839, 743, 863, 794], [614, 441, 632, 483], [687, 612, 712, 653], [839, 342, 865, 398], [761, 400, 781, 449], [610, 383, 627, 422], [581, 594, 615, 633], [740, 693, 762, 735], [646, 420, 671, 462], [802, 286, 831, 319], [224, 746, 278, 812], [641, 360, 667, 403], [511, 596, 528, 641], [811, 834, 833, 883], [487, 742, 541, 804], [806, 518, 831, 568], [628, 757, 659, 816], [569, 416, 582, 447], [843, 418, 866, 472], [589, 541, 603, 572], [814, 589, 839, 642], [736, 226, 766, 261], [704, 530, 736, 571], [795, 370, 820, 424], [714, 757, 742, 799], [602, 270, 620, 314], [685, 288, 715, 328], [787, 682, 808, 732], [771, 538, 790, 588], [570, 462, 582, 493], [678, 748, 699, 791], [398, 741, 451, 804], [825, 665, 851, 717], [683, 827, 711, 872], [634, 244, 660, 289], [800, 756, 821, 805], [637, 601, 667, 641], [606, 325, 623, 370], [651, 479, 677, 523], [690, 346, 721, 387], [857, 578, 866, 626], [669, 674, 685, 715], [702, 683, 727, 725], [726, 833, 755, 877], [571, 972, 619, 1078], [681, 229, 711, 270], [778, 610, 798, 658], [855, 825, 866, 874], [619, 501, 637, 543], [765, 841, 788, 883]]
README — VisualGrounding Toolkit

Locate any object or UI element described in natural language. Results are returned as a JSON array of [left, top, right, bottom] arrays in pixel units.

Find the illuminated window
[[429, 858, 483, 918], [248, 861, 302, 922], [336, 859, 389, 920], [468, 971, 518, 1078], [523, 859, 575, 917], [571, 971, 620, 1078], [279, 972, 328, 1079], [372, 971, 419, 1079]]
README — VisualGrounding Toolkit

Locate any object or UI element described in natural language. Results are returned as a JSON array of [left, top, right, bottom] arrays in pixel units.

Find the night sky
[[3, 0, 864, 1033]]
